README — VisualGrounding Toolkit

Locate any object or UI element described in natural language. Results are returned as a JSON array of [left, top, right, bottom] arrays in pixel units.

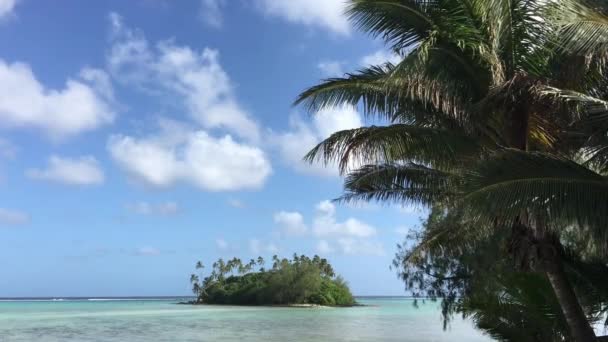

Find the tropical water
[[0, 297, 493, 341]]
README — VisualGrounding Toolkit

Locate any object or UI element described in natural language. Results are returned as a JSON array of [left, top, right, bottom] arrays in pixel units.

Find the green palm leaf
[[338, 163, 456, 205], [347, 0, 438, 52], [550, 0, 608, 55], [461, 149, 608, 231], [305, 124, 480, 173]]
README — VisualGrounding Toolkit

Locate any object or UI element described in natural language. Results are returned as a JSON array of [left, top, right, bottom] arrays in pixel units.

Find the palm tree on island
[[296, 1, 608, 341], [189, 255, 355, 307]]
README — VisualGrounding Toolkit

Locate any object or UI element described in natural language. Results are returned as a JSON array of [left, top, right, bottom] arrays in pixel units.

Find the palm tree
[[246, 259, 256, 273], [190, 274, 200, 296], [257, 256, 266, 272], [272, 255, 280, 270], [394, 205, 608, 340], [216, 258, 227, 281], [296, 1, 608, 340], [191, 261, 205, 299]]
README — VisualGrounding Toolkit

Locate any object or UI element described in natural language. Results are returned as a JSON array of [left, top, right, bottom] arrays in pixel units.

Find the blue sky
[[0, 0, 422, 297]]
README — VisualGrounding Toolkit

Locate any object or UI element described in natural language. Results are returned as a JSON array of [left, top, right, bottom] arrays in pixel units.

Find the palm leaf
[[460, 149, 608, 232], [305, 124, 481, 173], [338, 163, 456, 206], [550, 0, 608, 55], [347, 0, 438, 52]]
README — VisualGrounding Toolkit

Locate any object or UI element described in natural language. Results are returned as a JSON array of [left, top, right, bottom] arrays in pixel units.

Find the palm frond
[[338, 163, 457, 206], [462, 273, 569, 342], [347, 0, 439, 52], [550, 0, 608, 55], [538, 86, 608, 124], [305, 124, 480, 174], [295, 60, 471, 122], [460, 149, 608, 231]]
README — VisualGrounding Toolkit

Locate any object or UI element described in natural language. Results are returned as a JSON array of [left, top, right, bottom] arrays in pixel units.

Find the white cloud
[[274, 211, 308, 236], [336, 238, 385, 256], [108, 13, 259, 141], [271, 105, 362, 177], [249, 238, 279, 255], [317, 60, 344, 77], [249, 239, 261, 254], [158, 202, 179, 215], [255, 0, 350, 35], [312, 200, 376, 238], [274, 200, 379, 239], [227, 198, 245, 208], [397, 205, 423, 215], [127, 201, 179, 216], [266, 242, 279, 253], [26, 155, 105, 186], [0, 207, 28, 225], [200, 0, 226, 28], [360, 50, 402, 66], [108, 120, 271, 191], [0, 138, 16, 158], [394, 226, 410, 236], [275, 200, 385, 256], [0, 61, 115, 139], [316, 239, 334, 254], [0, 0, 18, 18], [216, 238, 229, 250], [134, 246, 161, 256]]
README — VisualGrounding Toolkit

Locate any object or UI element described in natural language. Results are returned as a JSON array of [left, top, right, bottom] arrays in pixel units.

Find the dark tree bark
[[507, 104, 596, 341], [540, 239, 597, 342], [546, 261, 597, 341]]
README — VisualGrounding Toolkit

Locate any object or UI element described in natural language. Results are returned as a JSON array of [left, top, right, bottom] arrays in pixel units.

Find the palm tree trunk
[[544, 249, 597, 342], [509, 107, 595, 341]]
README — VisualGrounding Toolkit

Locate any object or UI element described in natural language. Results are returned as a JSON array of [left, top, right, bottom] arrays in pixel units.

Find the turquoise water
[[0, 298, 493, 341]]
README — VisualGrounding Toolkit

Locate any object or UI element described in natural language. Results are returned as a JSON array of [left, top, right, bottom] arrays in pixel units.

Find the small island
[[189, 254, 356, 306]]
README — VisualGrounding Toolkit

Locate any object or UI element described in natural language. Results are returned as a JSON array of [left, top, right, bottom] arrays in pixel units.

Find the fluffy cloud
[[227, 198, 245, 208], [26, 155, 105, 186], [216, 238, 229, 250], [394, 226, 410, 236], [397, 205, 423, 215], [360, 50, 403, 66], [316, 239, 334, 254], [275, 200, 384, 256], [271, 105, 362, 176], [0, 0, 18, 18], [0, 207, 28, 225], [249, 239, 279, 255], [312, 200, 376, 238], [336, 238, 385, 256], [127, 201, 179, 216], [315, 237, 385, 257], [108, 13, 259, 141], [134, 247, 162, 256], [0, 61, 115, 139], [274, 211, 308, 236], [108, 120, 271, 191], [199, 0, 226, 28], [317, 60, 345, 77], [255, 0, 350, 35], [0, 138, 16, 158]]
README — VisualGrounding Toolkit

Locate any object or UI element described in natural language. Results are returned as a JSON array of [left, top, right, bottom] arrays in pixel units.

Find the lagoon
[[0, 297, 492, 341]]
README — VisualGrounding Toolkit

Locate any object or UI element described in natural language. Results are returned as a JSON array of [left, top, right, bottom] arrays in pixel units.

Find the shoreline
[[177, 301, 367, 308]]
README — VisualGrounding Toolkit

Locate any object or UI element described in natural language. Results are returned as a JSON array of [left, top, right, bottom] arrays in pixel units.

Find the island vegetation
[[189, 254, 355, 306], [296, 0, 608, 341]]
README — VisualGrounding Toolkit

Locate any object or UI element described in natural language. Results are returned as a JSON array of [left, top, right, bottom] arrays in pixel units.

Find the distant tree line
[[190, 254, 355, 306]]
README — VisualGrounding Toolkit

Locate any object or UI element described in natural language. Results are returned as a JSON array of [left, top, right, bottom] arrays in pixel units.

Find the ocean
[[0, 297, 492, 341]]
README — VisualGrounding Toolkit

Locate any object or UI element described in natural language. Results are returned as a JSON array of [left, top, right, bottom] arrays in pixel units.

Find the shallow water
[[0, 297, 493, 341]]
